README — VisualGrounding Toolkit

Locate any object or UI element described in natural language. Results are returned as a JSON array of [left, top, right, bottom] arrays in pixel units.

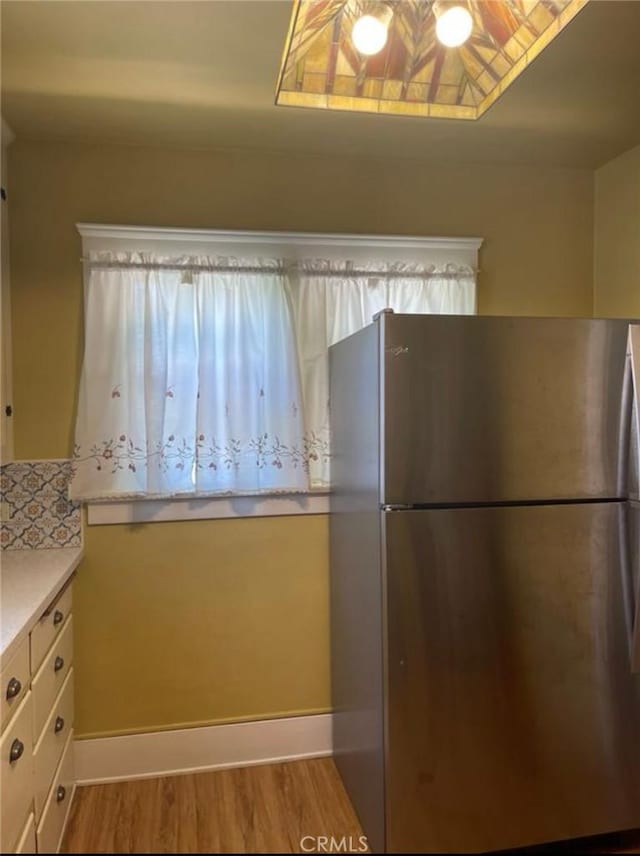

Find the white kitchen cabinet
[[1, 636, 29, 730], [1, 691, 34, 853], [14, 812, 36, 855], [0, 578, 76, 853]]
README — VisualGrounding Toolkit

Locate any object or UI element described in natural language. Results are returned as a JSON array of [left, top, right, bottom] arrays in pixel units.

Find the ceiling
[[1, 0, 640, 169]]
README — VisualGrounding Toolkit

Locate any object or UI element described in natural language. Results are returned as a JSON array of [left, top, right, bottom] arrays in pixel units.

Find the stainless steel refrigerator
[[329, 313, 640, 854]]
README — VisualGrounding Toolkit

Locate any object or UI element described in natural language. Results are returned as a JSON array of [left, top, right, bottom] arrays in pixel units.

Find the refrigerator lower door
[[384, 503, 640, 854]]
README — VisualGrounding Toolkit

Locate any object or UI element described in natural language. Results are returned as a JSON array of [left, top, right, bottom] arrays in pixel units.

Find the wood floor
[[62, 756, 640, 854], [61, 758, 363, 853]]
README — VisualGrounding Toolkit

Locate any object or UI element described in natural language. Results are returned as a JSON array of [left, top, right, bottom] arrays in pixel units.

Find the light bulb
[[352, 14, 389, 56], [435, 5, 473, 48]]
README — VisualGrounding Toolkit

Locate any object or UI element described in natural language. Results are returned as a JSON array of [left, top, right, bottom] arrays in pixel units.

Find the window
[[71, 225, 481, 522]]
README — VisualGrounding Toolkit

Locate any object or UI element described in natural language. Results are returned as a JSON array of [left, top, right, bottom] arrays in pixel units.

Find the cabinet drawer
[[1, 637, 29, 733], [34, 668, 73, 820], [32, 616, 73, 740], [14, 812, 36, 855], [30, 583, 73, 674], [0, 692, 34, 853], [37, 730, 74, 856]]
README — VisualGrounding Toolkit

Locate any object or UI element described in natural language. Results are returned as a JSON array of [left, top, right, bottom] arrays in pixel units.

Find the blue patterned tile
[[50, 523, 82, 548], [1, 519, 29, 549], [0, 526, 18, 550], [1, 459, 82, 551]]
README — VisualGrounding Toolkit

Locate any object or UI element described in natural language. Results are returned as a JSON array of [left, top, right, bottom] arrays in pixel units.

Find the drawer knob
[[5, 677, 21, 700], [9, 738, 24, 764], [53, 610, 64, 626], [54, 716, 65, 734], [56, 785, 66, 803], [54, 656, 65, 672]]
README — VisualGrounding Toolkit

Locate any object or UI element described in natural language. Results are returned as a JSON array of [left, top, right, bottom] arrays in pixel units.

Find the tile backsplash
[[0, 459, 82, 550]]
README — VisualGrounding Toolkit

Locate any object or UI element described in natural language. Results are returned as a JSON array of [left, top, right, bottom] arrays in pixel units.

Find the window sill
[[86, 492, 330, 525]]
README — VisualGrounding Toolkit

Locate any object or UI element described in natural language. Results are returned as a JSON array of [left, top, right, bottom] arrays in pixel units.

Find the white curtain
[[288, 260, 476, 487], [69, 253, 308, 500], [70, 253, 475, 500]]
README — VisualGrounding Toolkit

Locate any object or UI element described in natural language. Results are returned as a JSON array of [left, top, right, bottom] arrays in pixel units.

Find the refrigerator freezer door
[[381, 315, 632, 505], [384, 503, 640, 854]]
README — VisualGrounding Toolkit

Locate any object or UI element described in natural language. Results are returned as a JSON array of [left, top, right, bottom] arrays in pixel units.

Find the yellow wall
[[594, 144, 640, 318], [9, 139, 594, 737], [77, 517, 329, 737]]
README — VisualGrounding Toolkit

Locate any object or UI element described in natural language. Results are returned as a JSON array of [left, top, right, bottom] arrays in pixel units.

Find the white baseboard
[[74, 713, 333, 785]]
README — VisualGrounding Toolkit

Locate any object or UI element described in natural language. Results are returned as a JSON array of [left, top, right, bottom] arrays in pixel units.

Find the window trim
[[87, 491, 329, 525], [78, 224, 482, 524], [77, 223, 482, 257]]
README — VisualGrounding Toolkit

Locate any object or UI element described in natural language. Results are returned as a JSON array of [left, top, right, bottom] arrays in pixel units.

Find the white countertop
[[1, 547, 83, 669]]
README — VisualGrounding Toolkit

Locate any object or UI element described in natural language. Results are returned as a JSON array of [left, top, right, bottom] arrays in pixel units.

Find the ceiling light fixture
[[433, 1, 473, 48], [351, 4, 393, 56]]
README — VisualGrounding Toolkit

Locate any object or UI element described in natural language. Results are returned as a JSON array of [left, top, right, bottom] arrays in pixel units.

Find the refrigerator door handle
[[626, 326, 640, 502], [621, 324, 640, 673], [620, 501, 640, 673], [633, 591, 640, 675]]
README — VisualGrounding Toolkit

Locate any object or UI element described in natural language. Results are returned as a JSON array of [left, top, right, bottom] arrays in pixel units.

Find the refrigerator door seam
[[382, 497, 625, 511]]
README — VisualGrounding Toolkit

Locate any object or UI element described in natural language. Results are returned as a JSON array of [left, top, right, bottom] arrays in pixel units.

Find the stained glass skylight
[[276, 0, 589, 120]]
